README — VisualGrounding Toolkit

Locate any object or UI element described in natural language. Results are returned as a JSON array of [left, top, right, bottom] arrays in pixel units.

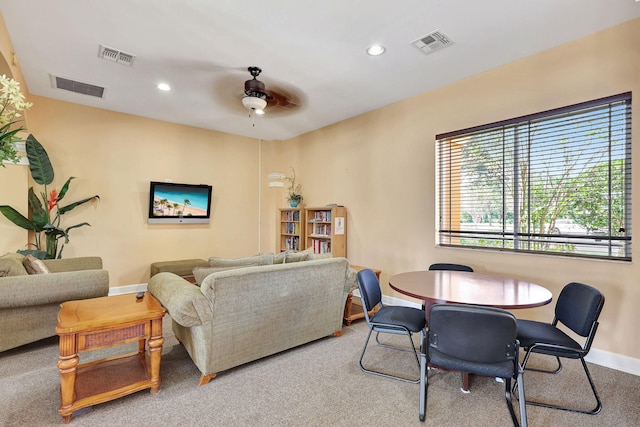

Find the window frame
[[436, 92, 632, 261]]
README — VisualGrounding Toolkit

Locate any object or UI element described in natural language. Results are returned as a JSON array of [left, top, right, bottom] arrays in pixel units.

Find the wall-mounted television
[[148, 181, 213, 224]]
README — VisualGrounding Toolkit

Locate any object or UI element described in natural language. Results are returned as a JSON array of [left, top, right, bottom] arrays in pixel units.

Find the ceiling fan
[[240, 66, 302, 116]]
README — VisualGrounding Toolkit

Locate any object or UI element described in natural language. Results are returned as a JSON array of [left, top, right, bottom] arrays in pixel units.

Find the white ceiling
[[1, 1, 638, 141]]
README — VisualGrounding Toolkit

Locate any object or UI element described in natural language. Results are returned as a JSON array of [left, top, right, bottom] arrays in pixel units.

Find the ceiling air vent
[[410, 30, 453, 55], [52, 75, 106, 98], [99, 45, 135, 66]]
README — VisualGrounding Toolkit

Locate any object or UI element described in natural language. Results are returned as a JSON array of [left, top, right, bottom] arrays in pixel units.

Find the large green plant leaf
[[57, 177, 74, 201], [27, 187, 48, 232], [0, 205, 36, 230], [25, 134, 54, 185], [59, 195, 100, 215]]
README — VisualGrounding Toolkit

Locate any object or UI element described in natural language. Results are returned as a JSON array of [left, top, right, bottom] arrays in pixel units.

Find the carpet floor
[[1, 316, 639, 426]]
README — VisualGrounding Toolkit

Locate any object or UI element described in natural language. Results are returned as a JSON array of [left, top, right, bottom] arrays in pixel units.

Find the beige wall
[[0, 93, 262, 288], [19, 97, 261, 285], [261, 18, 640, 359]]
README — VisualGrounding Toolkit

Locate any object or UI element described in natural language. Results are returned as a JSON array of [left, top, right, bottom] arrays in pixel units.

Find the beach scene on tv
[[152, 185, 210, 217]]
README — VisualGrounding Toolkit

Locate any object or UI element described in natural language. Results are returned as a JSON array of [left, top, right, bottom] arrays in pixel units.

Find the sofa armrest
[[0, 270, 109, 308], [148, 272, 212, 327]]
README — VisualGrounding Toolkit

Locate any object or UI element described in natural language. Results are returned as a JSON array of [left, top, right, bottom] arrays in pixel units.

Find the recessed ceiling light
[[156, 83, 171, 91], [366, 44, 386, 56]]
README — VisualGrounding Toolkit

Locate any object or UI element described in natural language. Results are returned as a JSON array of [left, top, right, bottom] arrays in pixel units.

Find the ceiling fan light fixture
[[242, 95, 267, 112]]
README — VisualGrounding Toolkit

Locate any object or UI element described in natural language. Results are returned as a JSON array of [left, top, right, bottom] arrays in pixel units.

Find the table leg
[[343, 292, 353, 325], [57, 334, 79, 423], [148, 317, 164, 394]]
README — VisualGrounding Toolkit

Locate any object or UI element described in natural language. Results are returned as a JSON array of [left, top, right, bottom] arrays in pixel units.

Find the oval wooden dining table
[[388, 270, 553, 392]]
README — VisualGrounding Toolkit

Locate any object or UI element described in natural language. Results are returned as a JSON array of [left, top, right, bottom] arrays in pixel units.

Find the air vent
[[410, 30, 453, 55], [52, 76, 105, 98], [99, 45, 135, 66]]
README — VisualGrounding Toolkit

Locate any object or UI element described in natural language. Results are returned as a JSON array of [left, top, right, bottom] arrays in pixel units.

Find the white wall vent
[[410, 30, 453, 55], [51, 75, 106, 98], [99, 45, 135, 66]]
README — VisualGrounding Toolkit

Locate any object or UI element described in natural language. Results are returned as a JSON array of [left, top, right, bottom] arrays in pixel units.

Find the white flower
[[0, 74, 32, 126], [0, 75, 32, 166]]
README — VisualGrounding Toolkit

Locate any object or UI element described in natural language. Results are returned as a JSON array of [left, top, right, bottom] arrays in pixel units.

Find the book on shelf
[[311, 238, 332, 254], [284, 236, 300, 251], [283, 210, 300, 222], [309, 210, 332, 222]]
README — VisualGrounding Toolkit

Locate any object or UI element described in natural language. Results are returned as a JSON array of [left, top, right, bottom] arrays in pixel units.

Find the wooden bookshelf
[[277, 208, 305, 252], [304, 206, 346, 257]]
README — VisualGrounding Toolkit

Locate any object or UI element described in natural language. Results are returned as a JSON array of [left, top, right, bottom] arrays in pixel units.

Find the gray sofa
[[148, 257, 355, 385], [0, 255, 110, 352]]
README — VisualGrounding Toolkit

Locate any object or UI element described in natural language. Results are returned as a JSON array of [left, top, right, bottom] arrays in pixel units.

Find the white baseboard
[[586, 348, 640, 376], [380, 294, 640, 376], [108, 283, 147, 295]]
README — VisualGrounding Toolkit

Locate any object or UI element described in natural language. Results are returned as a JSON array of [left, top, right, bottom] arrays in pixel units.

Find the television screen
[[148, 181, 212, 224]]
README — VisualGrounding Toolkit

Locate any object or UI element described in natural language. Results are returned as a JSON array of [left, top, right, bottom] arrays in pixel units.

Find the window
[[437, 92, 631, 261]]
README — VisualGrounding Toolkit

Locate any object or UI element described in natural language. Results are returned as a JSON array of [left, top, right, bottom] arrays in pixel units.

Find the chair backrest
[[428, 304, 517, 364], [555, 282, 605, 344], [428, 263, 474, 272], [356, 269, 383, 314]]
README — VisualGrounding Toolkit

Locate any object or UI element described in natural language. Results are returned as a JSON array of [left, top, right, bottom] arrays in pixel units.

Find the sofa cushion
[[23, 254, 50, 275], [0, 253, 28, 276], [193, 266, 248, 286], [208, 252, 274, 268]]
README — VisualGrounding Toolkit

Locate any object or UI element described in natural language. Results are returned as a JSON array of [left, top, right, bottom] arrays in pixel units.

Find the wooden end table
[[55, 292, 167, 423], [344, 265, 382, 325]]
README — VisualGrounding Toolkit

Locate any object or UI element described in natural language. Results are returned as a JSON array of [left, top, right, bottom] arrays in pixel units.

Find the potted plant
[[0, 134, 100, 259], [285, 167, 303, 208], [0, 74, 32, 166]]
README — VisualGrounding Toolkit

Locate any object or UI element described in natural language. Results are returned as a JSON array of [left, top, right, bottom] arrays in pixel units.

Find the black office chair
[[420, 304, 527, 426], [426, 263, 475, 389], [428, 263, 474, 273], [515, 282, 605, 414], [356, 268, 426, 383]]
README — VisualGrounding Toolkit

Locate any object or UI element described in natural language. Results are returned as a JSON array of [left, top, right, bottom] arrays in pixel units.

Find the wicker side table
[[55, 293, 166, 423]]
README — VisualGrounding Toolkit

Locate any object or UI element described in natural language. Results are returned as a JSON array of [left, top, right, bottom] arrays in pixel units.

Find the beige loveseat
[[148, 256, 355, 385], [0, 254, 110, 352]]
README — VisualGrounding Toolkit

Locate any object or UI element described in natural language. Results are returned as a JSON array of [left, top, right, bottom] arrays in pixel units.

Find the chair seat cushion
[[371, 306, 426, 332], [428, 347, 515, 379], [517, 319, 583, 358]]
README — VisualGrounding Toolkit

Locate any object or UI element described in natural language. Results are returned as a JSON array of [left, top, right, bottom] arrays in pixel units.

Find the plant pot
[[289, 199, 299, 208]]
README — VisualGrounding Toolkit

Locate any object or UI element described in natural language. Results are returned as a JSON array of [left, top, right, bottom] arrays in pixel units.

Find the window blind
[[436, 92, 632, 261]]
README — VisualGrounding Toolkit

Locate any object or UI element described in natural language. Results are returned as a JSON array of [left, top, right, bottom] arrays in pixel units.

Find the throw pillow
[[192, 266, 247, 286], [208, 252, 274, 268], [284, 247, 314, 263], [273, 251, 288, 264], [23, 254, 50, 275], [0, 252, 28, 276], [305, 252, 333, 261]]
